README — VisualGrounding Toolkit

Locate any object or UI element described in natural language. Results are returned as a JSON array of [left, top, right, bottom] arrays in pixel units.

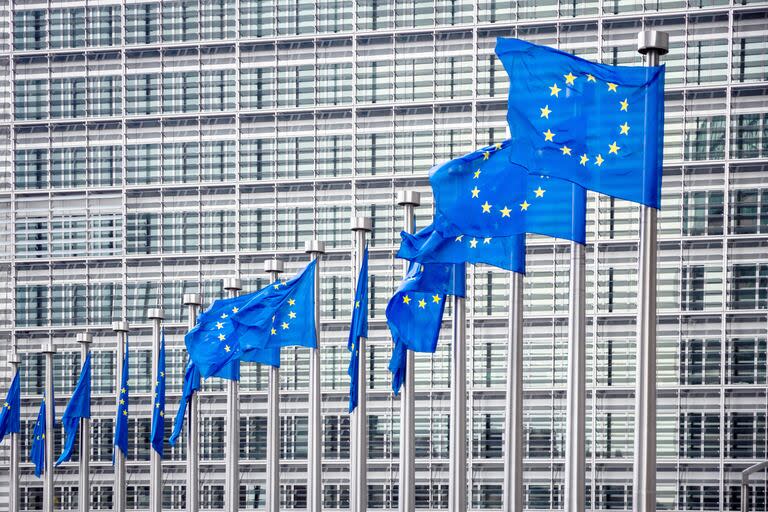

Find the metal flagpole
[[634, 30, 668, 512], [396, 190, 420, 512], [223, 278, 242, 512], [502, 272, 524, 512], [350, 216, 372, 512], [565, 242, 586, 511], [264, 259, 284, 512], [449, 269, 467, 512], [9, 345, 20, 512], [305, 240, 326, 512], [148, 307, 164, 512], [76, 332, 93, 512], [42, 340, 56, 512], [182, 294, 201, 512], [112, 321, 130, 512]]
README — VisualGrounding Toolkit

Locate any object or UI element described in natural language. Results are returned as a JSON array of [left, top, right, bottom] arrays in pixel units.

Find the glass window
[[125, 3, 160, 45], [49, 8, 85, 49], [162, 2, 200, 42], [88, 6, 120, 47], [13, 10, 47, 50]]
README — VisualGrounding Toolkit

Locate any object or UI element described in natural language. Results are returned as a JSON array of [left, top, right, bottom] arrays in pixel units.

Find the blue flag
[[0, 370, 21, 442], [169, 361, 201, 446], [398, 223, 526, 273], [496, 37, 665, 209], [348, 248, 369, 413], [30, 398, 46, 477], [114, 337, 130, 461], [56, 352, 92, 466], [387, 261, 465, 394], [150, 332, 166, 457], [430, 140, 587, 244]]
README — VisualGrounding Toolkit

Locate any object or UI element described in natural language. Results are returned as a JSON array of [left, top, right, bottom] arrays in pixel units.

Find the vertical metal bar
[[8, 348, 20, 512], [264, 259, 284, 512], [449, 278, 467, 512], [503, 272, 524, 512], [148, 308, 164, 512], [223, 278, 242, 512], [634, 30, 668, 512], [76, 332, 93, 512], [182, 295, 201, 512], [42, 341, 56, 512], [396, 190, 420, 512], [565, 242, 586, 511], [112, 321, 130, 512], [350, 217, 372, 512]]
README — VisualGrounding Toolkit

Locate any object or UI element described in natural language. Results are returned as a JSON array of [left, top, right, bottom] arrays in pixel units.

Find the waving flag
[[56, 352, 92, 465], [150, 332, 166, 457], [430, 140, 586, 244], [496, 37, 665, 208], [347, 248, 369, 413], [169, 361, 201, 446], [114, 337, 130, 460], [0, 370, 21, 442], [30, 398, 46, 477]]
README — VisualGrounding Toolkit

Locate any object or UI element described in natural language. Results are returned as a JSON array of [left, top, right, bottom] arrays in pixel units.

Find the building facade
[[0, 0, 767, 510]]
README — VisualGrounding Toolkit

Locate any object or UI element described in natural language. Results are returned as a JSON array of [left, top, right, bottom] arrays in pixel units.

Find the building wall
[[1, 0, 768, 510]]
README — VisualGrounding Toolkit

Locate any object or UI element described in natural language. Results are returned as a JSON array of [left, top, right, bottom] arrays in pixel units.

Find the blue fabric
[[169, 361, 201, 446], [0, 370, 21, 442], [496, 37, 665, 209], [398, 223, 526, 273], [30, 398, 46, 478], [113, 337, 130, 462], [347, 248, 369, 413], [55, 352, 92, 465], [150, 332, 166, 457], [430, 140, 587, 244]]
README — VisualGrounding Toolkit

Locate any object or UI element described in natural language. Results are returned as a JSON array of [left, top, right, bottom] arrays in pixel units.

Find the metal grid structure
[[0, 0, 767, 510]]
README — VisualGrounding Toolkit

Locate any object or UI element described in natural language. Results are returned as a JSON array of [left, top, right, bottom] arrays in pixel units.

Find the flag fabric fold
[[495, 37, 665, 209], [114, 337, 130, 461], [0, 370, 21, 442], [347, 248, 369, 413], [30, 398, 46, 477], [150, 332, 166, 457], [169, 360, 201, 446], [56, 352, 92, 466]]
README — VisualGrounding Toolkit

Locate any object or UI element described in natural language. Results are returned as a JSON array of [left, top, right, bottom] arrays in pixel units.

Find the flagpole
[[76, 333, 93, 512], [634, 30, 668, 512], [565, 242, 586, 511], [8, 347, 20, 512], [223, 278, 242, 512], [305, 240, 326, 512], [42, 341, 56, 512], [182, 294, 201, 512], [350, 216, 372, 512], [449, 268, 467, 512], [503, 272, 524, 512], [396, 190, 420, 512], [112, 321, 129, 512], [264, 258, 284, 512], [148, 307, 164, 512]]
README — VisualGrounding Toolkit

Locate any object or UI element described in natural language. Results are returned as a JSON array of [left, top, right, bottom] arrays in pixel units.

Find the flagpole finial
[[76, 333, 93, 345], [112, 320, 130, 332], [305, 239, 326, 255], [183, 294, 202, 307], [8, 352, 20, 365], [637, 30, 669, 56], [396, 190, 421, 207], [264, 258, 284, 275], [223, 278, 242, 292], [148, 308, 164, 320], [351, 216, 373, 233], [42, 341, 56, 354]]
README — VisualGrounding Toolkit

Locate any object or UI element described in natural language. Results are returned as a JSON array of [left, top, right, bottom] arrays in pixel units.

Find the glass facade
[[1, 0, 768, 510]]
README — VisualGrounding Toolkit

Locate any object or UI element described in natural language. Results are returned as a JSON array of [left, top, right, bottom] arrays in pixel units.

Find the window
[[14, 10, 46, 50], [88, 6, 120, 47], [679, 412, 720, 458], [472, 484, 502, 509], [728, 337, 767, 384], [728, 412, 767, 459], [323, 415, 350, 459], [127, 485, 150, 509], [682, 190, 723, 236], [202, 416, 225, 460], [92, 418, 114, 462], [49, 8, 85, 49], [730, 264, 768, 310], [323, 484, 350, 509], [241, 416, 267, 460], [125, 4, 159, 45], [472, 414, 503, 458], [680, 339, 721, 385], [201, 485, 224, 509], [731, 189, 768, 234], [281, 415, 308, 459]]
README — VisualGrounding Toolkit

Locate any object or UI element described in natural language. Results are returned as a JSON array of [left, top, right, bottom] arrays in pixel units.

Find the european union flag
[[347, 248, 369, 413], [398, 223, 526, 273], [56, 352, 91, 466], [387, 261, 465, 394], [169, 361, 201, 446], [113, 337, 130, 461], [30, 398, 46, 477], [0, 370, 21, 442], [430, 140, 587, 244], [150, 331, 166, 457], [496, 37, 665, 209]]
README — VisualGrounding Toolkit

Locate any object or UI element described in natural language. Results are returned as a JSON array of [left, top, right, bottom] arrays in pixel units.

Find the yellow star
[[121, 387, 126, 394], [216, 321, 224, 329], [232, 307, 239, 313], [619, 122, 630, 135], [288, 298, 296, 306], [586, 74, 596, 82], [481, 201, 492, 213], [543, 129, 555, 142], [288, 311, 297, 319], [560, 145, 572, 156], [473, 170, 481, 179], [534, 187, 545, 198], [595, 154, 604, 166], [271, 328, 277, 335], [520, 200, 530, 211], [500, 206, 511, 218], [218, 333, 226, 341], [494, 142, 503, 150], [540, 105, 551, 118], [160, 411, 165, 417], [469, 238, 478, 248], [455, 235, 463, 242], [224, 345, 231, 352], [471, 186, 480, 198], [483, 237, 492, 244], [483, 151, 490, 160], [281, 322, 289, 330], [549, 83, 561, 97], [402, 295, 411, 305], [607, 82, 618, 92], [418, 299, 426, 309], [41, 434, 44, 440], [123, 410, 128, 416], [120, 399, 125, 405], [579, 154, 588, 166], [220, 313, 228, 319], [155, 402, 160, 408], [160, 371, 164, 377], [432, 295, 441, 304], [273, 284, 280, 289], [355, 300, 360, 309], [608, 141, 620, 154], [563, 72, 576, 85], [620, 98, 629, 111]]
